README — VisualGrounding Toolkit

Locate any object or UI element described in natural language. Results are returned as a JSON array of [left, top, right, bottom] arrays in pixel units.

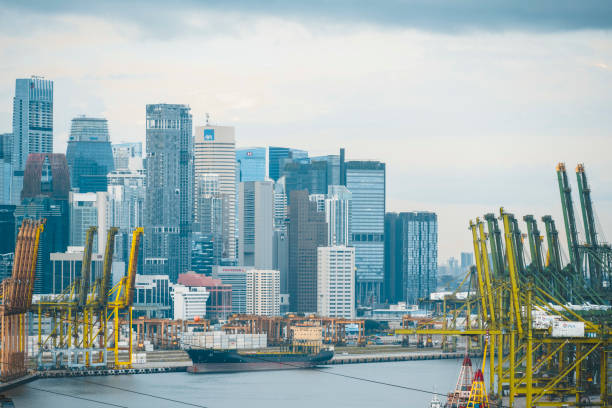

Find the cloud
[[1, 0, 612, 37]]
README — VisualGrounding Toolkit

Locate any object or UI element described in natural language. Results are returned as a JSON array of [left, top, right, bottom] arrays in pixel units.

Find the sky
[[1, 1, 611, 263]]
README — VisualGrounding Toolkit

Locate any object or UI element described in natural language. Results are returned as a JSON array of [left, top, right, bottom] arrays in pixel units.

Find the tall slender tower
[[144, 104, 193, 281], [194, 125, 236, 261], [11, 76, 53, 204]]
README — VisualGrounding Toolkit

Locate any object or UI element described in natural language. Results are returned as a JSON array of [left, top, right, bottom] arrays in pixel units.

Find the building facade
[[385, 212, 438, 304], [144, 104, 193, 281], [239, 180, 274, 268], [317, 246, 355, 318], [213, 266, 248, 314], [236, 147, 266, 182], [309, 185, 351, 247], [191, 233, 222, 275], [172, 284, 209, 320], [268, 147, 308, 182], [194, 125, 236, 261], [112, 142, 143, 170], [69, 191, 108, 253], [246, 269, 280, 316], [288, 190, 328, 313], [10, 77, 53, 204], [345, 161, 385, 306], [134, 274, 171, 318], [66, 116, 114, 193], [178, 272, 232, 320]]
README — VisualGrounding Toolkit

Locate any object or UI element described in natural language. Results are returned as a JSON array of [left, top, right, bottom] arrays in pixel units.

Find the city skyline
[[1, 2, 611, 262]]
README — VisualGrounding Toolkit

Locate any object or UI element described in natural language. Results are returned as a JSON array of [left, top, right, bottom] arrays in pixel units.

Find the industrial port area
[[0, 162, 607, 408], [1, 3, 612, 406]]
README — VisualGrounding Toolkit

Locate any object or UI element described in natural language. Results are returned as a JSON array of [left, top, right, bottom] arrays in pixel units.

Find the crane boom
[[575, 163, 598, 247], [99, 227, 119, 309], [556, 163, 581, 274], [78, 226, 97, 307]]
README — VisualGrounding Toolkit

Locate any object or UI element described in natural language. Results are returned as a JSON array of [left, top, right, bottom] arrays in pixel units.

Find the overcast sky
[[1, 1, 611, 263]]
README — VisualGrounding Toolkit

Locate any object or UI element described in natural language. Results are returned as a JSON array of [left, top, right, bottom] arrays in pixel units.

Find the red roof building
[[178, 271, 232, 320]]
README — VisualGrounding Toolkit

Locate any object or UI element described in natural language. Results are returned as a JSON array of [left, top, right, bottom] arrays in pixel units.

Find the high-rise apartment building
[[69, 191, 108, 253], [268, 147, 307, 182], [288, 190, 328, 313], [246, 269, 280, 316], [317, 246, 355, 318], [239, 181, 274, 268], [385, 212, 438, 304], [345, 161, 385, 306], [194, 125, 236, 261], [10, 77, 53, 204], [0, 133, 11, 204], [236, 147, 266, 182], [107, 169, 145, 265], [144, 104, 193, 281], [309, 185, 351, 247], [66, 116, 114, 193]]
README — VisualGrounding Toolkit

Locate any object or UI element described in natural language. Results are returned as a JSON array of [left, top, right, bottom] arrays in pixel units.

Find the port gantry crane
[[0, 219, 45, 381], [396, 163, 612, 408], [34, 226, 143, 371]]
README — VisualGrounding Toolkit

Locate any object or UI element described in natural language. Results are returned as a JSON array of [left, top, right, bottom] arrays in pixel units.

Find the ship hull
[[186, 349, 334, 374]]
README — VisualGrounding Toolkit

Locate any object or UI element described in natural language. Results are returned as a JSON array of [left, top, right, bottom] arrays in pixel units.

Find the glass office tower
[[236, 147, 266, 182]]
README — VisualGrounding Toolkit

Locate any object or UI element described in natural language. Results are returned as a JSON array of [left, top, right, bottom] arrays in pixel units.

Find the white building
[[246, 269, 280, 316], [69, 191, 108, 253], [317, 246, 355, 318], [194, 125, 236, 260], [239, 180, 274, 268], [172, 284, 210, 320]]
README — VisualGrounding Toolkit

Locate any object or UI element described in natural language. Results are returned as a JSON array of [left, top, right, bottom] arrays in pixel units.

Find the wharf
[[329, 351, 477, 364]]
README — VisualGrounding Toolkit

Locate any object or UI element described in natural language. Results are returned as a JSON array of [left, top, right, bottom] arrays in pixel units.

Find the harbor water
[[5, 358, 483, 407]]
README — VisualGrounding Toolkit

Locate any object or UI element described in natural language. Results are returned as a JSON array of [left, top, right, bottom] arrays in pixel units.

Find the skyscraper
[[311, 154, 341, 187], [317, 246, 355, 318], [282, 159, 328, 203], [345, 161, 385, 306], [268, 147, 307, 182], [107, 168, 145, 265], [236, 147, 266, 182], [11, 77, 53, 204], [66, 116, 115, 193], [69, 191, 108, 253], [246, 269, 280, 316], [15, 153, 70, 294], [460, 252, 474, 270], [144, 104, 193, 281], [288, 190, 328, 313], [385, 212, 438, 304], [112, 142, 143, 171], [0, 133, 11, 204], [239, 181, 274, 268], [194, 125, 236, 261], [309, 185, 351, 247]]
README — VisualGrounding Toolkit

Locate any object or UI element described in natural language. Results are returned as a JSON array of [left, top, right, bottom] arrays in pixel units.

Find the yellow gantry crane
[[397, 206, 611, 407], [34, 226, 143, 370]]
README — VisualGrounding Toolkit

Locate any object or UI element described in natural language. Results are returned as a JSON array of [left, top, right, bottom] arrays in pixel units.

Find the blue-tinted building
[[191, 232, 222, 275], [345, 161, 385, 306], [268, 147, 307, 182], [66, 116, 114, 193], [236, 147, 266, 182]]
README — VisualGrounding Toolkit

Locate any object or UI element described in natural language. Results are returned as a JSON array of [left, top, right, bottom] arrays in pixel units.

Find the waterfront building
[[194, 125, 236, 261], [268, 147, 308, 182], [10, 77, 53, 204], [213, 266, 248, 314], [134, 274, 171, 318], [309, 185, 351, 247], [246, 269, 280, 316], [172, 284, 210, 320], [236, 147, 266, 182], [178, 272, 232, 320], [66, 116, 114, 193], [317, 246, 355, 318], [191, 233, 222, 275], [239, 180, 274, 268], [385, 212, 438, 304], [345, 160, 385, 306], [112, 142, 143, 170], [16, 153, 70, 294], [288, 190, 328, 313], [144, 104, 193, 281], [69, 191, 108, 253], [107, 169, 145, 267], [50, 248, 125, 295]]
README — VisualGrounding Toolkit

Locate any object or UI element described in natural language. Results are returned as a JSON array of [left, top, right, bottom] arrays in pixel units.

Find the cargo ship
[[185, 324, 334, 373]]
